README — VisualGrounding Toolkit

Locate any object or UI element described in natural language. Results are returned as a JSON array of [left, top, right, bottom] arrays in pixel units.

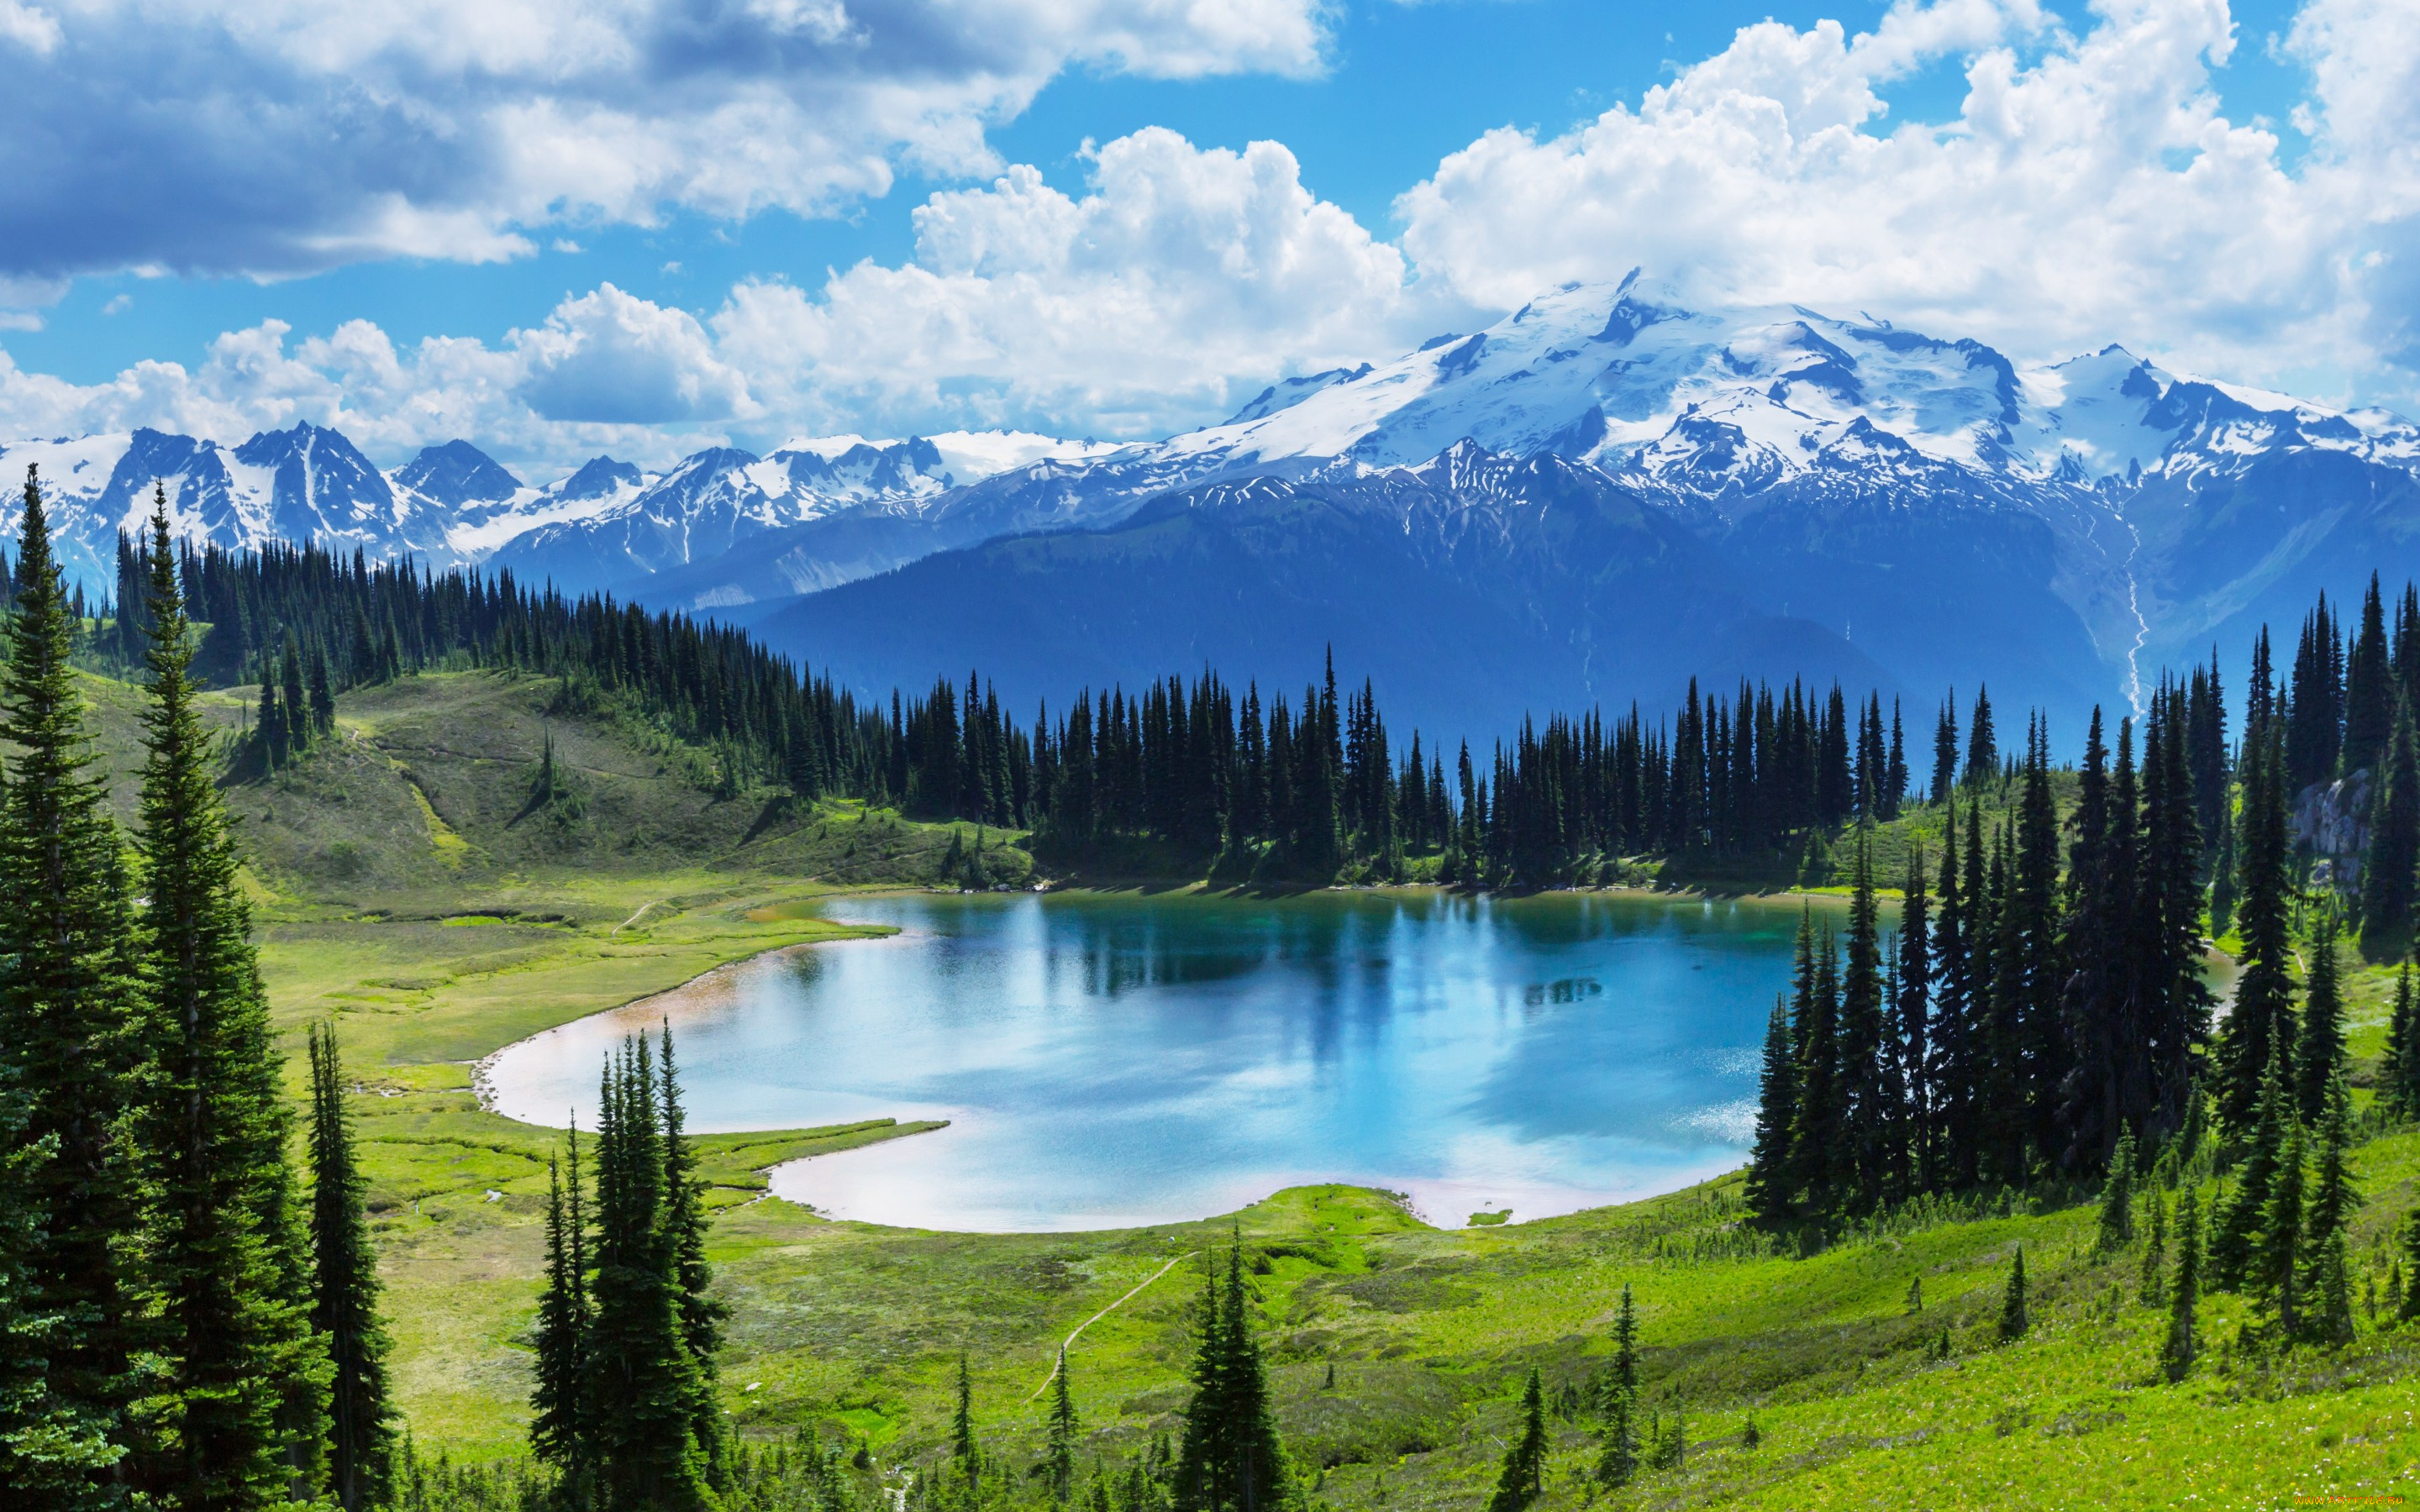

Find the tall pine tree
[[134, 491, 328, 1509], [309, 1024, 392, 1512], [0, 465, 144, 1507]]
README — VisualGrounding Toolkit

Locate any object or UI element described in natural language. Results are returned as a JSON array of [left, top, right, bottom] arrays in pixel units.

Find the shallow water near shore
[[484, 889, 1822, 1231]]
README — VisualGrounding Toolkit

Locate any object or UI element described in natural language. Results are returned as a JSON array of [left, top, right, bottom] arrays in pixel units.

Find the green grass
[[80, 664, 2420, 1504]]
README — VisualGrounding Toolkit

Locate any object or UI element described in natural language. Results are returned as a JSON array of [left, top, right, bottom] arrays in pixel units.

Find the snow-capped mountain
[[0, 423, 1121, 599], [3, 272, 2413, 738], [0, 422, 453, 586], [737, 274, 2420, 737]]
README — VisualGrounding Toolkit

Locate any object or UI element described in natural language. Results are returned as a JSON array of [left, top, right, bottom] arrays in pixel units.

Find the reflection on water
[[484, 890, 1820, 1231]]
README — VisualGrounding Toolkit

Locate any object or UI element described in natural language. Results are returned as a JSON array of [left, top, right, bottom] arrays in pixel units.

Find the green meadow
[[158, 666, 2420, 1508]]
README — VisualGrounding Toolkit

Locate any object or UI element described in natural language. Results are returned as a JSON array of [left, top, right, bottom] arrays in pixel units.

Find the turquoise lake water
[[483, 890, 1822, 1231]]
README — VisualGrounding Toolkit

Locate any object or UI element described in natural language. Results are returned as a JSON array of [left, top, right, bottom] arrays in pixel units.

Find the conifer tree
[[255, 668, 286, 769], [2401, 1209, 2420, 1326], [1046, 1349, 1079, 1502], [2301, 1073, 2360, 1347], [310, 1024, 393, 1511], [0, 466, 144, 1507], [1744, 995, 1797, 1227], [2160, 1190, 2202, 1382], [2139, 1189, 2169, 1307], [2255, 1119, 2307, 1340], [1786, 919, 1844, 1214], [2385, 963, 2420, 1121], [1896, 849, 1932, 1194], [2295, 911, 2349, 1126], [2219, 726, 2296, 1134], [0, 1037, 118, 1501], [2360, 700, 2419, 945], [2095, 1129, 2136, 1254], [1175, 1243, 1287, 1512], [952, 1352, 978, 1473], [1484, 1370, 1547, 1512], [657, 1026, 727, 1488], [1836, 834, 1890, 1210], [134, 491, 329, 1508], [529, 1136, 592, 1499], [2345, 575, 2395, 774], [2212, 1042, 2291, 1292], [587, 1038, 712, 1512], [1997, 1246, 2028, 1343], [1964, 687, 1996, 788], [1931, 696, 1958, 805], [281, 631, 309, 754], [1591, 1284, 1639, 1488]]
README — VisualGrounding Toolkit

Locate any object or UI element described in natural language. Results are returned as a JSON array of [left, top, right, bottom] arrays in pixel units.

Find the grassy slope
[[87, 664, 2420, 1503], [116, 668, 1001, 1452]]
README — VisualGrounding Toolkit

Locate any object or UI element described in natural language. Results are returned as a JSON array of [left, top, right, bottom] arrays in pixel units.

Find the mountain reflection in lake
[[484, 890, 1819, 1231]]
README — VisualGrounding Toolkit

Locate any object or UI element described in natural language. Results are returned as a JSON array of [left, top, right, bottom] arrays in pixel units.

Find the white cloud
[[0, 0, 1338, 289], [516, 284, 755, 426], [5, 0, 2420, 465], [712, 128, 1419, 437], [1392, 0, 2417, 404]]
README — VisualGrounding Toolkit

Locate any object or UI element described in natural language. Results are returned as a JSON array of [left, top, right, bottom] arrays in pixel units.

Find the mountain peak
[[395, 439, 523, 507]]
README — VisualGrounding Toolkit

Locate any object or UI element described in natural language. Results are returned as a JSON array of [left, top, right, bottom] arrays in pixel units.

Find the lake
[[483, 890, 1824, 1231]]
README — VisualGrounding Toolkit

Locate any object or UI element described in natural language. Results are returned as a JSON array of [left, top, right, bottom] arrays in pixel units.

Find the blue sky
[[0, 0, 2407, 474]]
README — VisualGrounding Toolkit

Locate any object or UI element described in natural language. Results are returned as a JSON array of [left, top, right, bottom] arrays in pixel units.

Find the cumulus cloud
[[1394, 0, 2417, 401], [0, 0, 1336, 288], [7, 0, 2420, 466], [713, 129, 1419, 437]]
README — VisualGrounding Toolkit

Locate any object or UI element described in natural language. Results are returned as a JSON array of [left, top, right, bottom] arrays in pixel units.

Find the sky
[[0, 0, 2412, 479]]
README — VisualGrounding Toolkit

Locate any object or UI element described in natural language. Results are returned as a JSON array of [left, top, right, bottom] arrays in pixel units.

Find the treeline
[[0, 477, 396, 1507]]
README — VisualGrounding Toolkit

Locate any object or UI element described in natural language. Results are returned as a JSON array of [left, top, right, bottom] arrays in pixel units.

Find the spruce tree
[[2301, 1073, 2360, 1347], [1046, 1349, 1079, 1502], [2360, 700, 2419, 946], [1931, 696, 1958, 805], [2345, 575, 2395, 774], [281, 631, 309, 754], [1591, 1284, 1639, 1488], [1744, 995, 1797, 1227], [0, 465, 144, 1507], [952, 1352, 978, 1473], [0, 1038, 118, 1500], [309, 1024, 393, 1511], [2211, 1042, 2291, 1292], [2294, 911, 2349, 1126], [529, 1137, 592, 1499], [2218, 726, 2296, 1134], [587, 1038, 712, 1512], [134, 492, 329, 1508], [2160, 1189, 2202, 1382], [2139, 1189, 2169, 1307], [1894, 850, 1933, 1189], [1964, 686, 1996, 788], [1997, 1246, 2028, 1343], [2402, 1209, 2420, 1326], [1836, 834, 1890, 1211], [1484, 1370, 1547, 1512], [2385, 963, 2420, 1121], [1175, 1243, 1287, 1512], [2095, 1129, 2136, 1254], [2254, 1119, 2307, 1340], [658, 1026, 727, 1488]]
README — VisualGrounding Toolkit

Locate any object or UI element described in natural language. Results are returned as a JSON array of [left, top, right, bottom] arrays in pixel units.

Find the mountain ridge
[[4, 275, 2416, 736]]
